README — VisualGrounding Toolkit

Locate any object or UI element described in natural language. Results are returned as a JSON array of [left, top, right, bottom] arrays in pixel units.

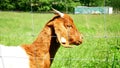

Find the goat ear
[[53, 21, 73, 48]]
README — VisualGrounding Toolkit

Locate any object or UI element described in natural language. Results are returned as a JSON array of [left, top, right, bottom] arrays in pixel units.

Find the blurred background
[[0, 0, 120, 68], [0, 0, 120, 14]]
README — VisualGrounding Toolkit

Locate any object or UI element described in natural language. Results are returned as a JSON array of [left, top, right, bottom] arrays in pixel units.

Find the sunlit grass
[[0, 11, 120, 68]]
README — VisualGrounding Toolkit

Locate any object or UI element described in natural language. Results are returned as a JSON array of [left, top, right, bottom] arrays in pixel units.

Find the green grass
[[0, 11, 120, 68]]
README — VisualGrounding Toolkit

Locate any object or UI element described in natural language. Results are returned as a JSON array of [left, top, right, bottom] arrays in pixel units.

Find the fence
[[0, 1, 120, 68]]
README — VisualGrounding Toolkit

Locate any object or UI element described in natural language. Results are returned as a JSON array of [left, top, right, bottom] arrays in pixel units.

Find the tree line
[[0, 0, 119, 13]]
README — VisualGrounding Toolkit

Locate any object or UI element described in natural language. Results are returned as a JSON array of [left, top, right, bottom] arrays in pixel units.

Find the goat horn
[[52, 8, 64, 17]]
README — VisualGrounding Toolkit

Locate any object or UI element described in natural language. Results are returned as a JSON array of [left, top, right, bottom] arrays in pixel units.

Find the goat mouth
[[72, 42, 82, 46], [70, 43, 80, 46], [74, 43, 80, 46], [76, 41, 82, 45]]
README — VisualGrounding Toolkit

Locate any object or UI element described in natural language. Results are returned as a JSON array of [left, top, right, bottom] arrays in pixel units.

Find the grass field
[[0, 11, 120, 68]]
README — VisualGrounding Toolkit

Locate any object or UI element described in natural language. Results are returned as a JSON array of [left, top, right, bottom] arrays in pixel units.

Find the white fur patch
[[0, 45, 29, 68], [61, 37, 66, 43]]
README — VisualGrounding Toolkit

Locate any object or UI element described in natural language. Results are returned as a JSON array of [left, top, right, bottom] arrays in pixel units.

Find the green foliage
[[79, 0, 105, 6], [105, 0, 120, 13], [0, 0, 15, 10], [0, 0, 119, 13], [111, 0, 120, 10]]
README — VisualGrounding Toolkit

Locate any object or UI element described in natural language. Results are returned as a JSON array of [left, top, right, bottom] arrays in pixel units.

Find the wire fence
[[0, 0, 120, 68]]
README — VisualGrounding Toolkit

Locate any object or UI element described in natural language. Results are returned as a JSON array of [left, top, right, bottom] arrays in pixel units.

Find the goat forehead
[[63, 15, 74, 25], [64, 15, 73, 21]]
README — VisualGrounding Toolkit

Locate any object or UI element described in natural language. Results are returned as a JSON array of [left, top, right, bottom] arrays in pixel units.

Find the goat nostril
[[62, 42, 66, 44]]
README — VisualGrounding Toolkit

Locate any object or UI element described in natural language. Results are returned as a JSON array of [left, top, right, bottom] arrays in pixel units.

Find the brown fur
[[21, 13, 83, 68]]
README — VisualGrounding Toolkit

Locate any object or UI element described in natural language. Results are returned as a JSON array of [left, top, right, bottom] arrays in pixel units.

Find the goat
[[0, 8, 83, 68]]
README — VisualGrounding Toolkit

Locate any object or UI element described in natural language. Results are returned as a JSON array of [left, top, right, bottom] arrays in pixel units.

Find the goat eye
[[67, 25, 72, 28]]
